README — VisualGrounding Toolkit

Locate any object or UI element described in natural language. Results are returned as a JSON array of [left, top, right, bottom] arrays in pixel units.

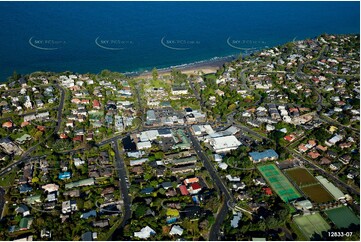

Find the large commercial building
[[209, 135, 242, 153]]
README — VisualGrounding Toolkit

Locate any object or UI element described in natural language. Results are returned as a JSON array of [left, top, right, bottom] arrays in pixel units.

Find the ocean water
[[0, 1, 359, 81]]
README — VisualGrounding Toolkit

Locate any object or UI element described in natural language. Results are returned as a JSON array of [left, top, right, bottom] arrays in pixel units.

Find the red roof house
[[263, 187, 273, 195], [308, 151, 320, 159], [81, 99, 90, 104], [37, 126, 45, 132], [73, 135, 83, 142], [59, 133, 68, 139], [316, 145, 328, 152], [93, 100, 101, 109], [308, 140, 317, 147], [2, 121, 13, 128], [71, 98, 81, 104], [21, 121, 30, 127], [184, 177, 199, 186], [298, 144, 308, 153], [284, 134, 295, 142], [179, 185, 189, 196], [189, 182, 202, 194]]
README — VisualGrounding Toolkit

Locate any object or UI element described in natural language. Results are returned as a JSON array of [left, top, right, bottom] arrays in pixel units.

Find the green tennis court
[[258, 164, 301, 202], [294, 213, 331, 240], [325, 206, 360, 229]]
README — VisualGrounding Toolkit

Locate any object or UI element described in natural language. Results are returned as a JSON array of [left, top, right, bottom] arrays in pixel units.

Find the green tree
[[152, 68, 158, 81], [134, 204, 148, 218], [154, 151, 164, 160]]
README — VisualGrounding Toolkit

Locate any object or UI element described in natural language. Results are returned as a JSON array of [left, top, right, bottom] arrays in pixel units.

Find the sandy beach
[[134, 55, 236, 78]]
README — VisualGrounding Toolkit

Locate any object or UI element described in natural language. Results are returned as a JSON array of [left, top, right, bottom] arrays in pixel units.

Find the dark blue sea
[[0, 1, 359, 81]]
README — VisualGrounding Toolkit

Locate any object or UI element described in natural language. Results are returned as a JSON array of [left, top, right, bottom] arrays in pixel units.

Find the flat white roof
[[136, 141, 152, 150], [139, 130, 159, 142], [210, 135, 241, 151], [316, 176, 345, 199], [192, 125, 214, 135]]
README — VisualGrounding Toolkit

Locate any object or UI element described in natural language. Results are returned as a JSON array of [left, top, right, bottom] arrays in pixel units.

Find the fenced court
[[284, 167, 334, 203], [258, 164, 301, 202], [325, 206, 360, 229], [301, 184, 334, 203], [293, 213, 331, 240], [284, 167, 318, 187]]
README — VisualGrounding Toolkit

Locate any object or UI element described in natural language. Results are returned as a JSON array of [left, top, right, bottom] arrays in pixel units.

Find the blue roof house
[[141, 187, 154, 195], [19, 184, 33, 194], [58, 172, 71, 180], [249, 149, 279, 163], [81, 210, 97, 219]]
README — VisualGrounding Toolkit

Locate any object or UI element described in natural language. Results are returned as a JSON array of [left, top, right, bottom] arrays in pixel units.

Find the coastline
[[0, 55, 238, 82], [129, 55, 237, 78]]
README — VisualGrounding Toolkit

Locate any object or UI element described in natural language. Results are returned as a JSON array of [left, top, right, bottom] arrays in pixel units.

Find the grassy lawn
[[170, 98, 200, 111], [147, 78, 170, 89], [290, 221, 307, 241], [0, 169, 18, 188]]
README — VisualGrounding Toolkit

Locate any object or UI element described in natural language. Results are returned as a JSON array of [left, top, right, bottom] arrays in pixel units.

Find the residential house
[[42, 184, 59, 193], [169, 225, 184, 236], [188, 182, 202, 194], [92, 220, 109, 228], [134, 226, 156, 239], [19, 217, 33, 231], [81, 210, 97, 219], [74, 158, 85, 167], [249, 149, 279, 163], [62, 200, 77, 214], [308, 151, 320, 159], [15, 204, 30, 217], [340, 155, 351, 165], [179, 185, 189, 196]]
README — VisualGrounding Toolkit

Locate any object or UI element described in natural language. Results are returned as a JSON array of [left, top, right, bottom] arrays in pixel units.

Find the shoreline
[[1, 54, 239, 82], [127, 55, 237, 78]]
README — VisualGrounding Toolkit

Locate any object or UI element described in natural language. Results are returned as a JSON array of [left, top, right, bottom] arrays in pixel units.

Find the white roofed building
[[134, 226, 156, 239], [208, 135, 241, 153], [136, 141, 152, 150]]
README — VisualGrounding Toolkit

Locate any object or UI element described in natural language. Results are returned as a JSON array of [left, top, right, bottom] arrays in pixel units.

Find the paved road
[[185, 126, 234, 240], [188, 77, 204, 106], [239, 68, 251, 92], [0, 155, 44, 177], [111, 140, 132, 240], [0, 187, 5, 219], [54, 84, 65, 133]]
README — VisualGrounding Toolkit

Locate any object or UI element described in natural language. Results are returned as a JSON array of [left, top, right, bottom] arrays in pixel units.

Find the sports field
[[284, 167, 334, 203], [285, 167, 318, 186], [258, 164, 301, 202], [325, 206, 360, 229], [294, 213, 331, 240], [301, 184, 334, 203]]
